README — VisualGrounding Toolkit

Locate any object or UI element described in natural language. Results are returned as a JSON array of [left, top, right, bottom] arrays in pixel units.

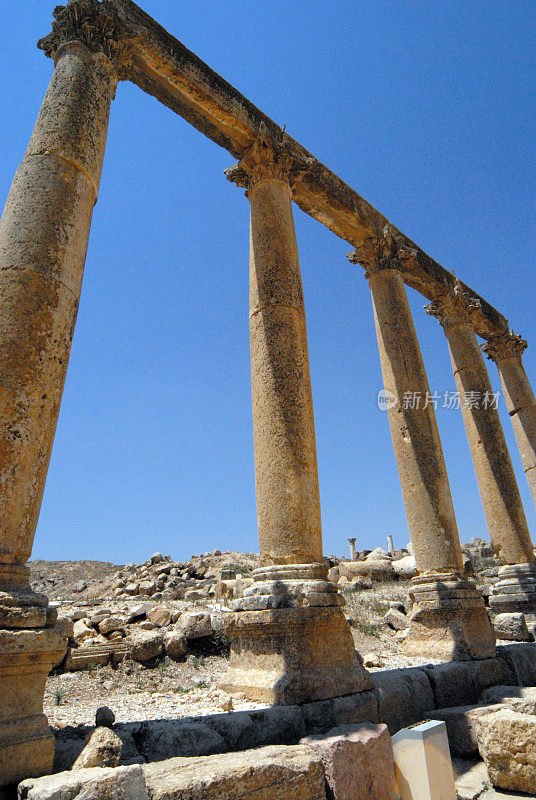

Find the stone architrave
[[483, 332, 536, 509], [426, 284, 536, 621], [348, 230, 495, 661], [0, 0, 133, 784], [220, 126, 372, 703]]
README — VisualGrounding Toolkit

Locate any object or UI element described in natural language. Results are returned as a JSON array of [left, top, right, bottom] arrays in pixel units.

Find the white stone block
[[391, 720, 456, 800]]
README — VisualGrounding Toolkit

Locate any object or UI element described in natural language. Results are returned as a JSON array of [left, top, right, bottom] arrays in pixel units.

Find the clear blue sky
[[1, 1, 535, 564]]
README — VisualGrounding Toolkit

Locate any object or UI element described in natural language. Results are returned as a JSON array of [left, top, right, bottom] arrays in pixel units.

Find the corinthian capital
[[482, 331, 528, 363], [37, 0, 139, 72], [225, 123, 311, 191], [425, 279, 481, 331], [347, 225, 418, 277]]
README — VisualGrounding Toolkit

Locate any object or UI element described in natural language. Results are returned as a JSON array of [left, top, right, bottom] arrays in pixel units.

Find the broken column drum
[[0, 2, 130, 785], [220, 128, 372, 703], [426, 284, 536, 621], [348, 231, 495, 661]]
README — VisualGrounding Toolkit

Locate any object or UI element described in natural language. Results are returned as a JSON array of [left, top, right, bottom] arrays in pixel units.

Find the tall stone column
[[426, 284, 536, 621], [0, 1, 130, 784], [483, 333, 536, 509], [348, 229, 495, 661], [220, 125, 372, 704]]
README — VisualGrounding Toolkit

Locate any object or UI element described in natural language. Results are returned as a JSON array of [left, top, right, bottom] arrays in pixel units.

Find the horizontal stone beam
[[109, 0, 508, 340]]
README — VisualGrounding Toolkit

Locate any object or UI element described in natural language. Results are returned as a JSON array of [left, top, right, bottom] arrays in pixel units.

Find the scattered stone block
[[392, 720, 456, 800], [98, 615, 125, 635], [72, 618, 94, 642], [372, 668, 435, 734], [496, 643, 536, 685], [424, 662, 478, 708], [493, 612, 532, 641], [475, 708, 536, 794], [138, 721, 226, 761], [392, 555, 417, 579], [480, 684, 536, 714], [129, 630, 164, 663], [164, 630, 187, 660], [71, 727, 123, 769], [383, 608, 407, 631], [426, 704, 506, 757], [177, 611, 213, 639], [303, 723, 397, 800], [18, 765, 149, 800], [143, 744, 327, 800], [147, 606, 171, 628]]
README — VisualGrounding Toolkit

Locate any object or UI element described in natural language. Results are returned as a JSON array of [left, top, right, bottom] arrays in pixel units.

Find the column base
[[0, 622, 68, 786], [0, 563, 50, 628], [404, 573, 496, 661], [219, 604, 372, 704], [489, 563, 536, 622]]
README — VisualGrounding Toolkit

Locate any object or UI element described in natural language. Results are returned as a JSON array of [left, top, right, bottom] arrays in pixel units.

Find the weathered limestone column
[[220, 125, 372, 704], [348, 537, 358, 560], [348, 229, 495, 661], [426, 285, 536, 621], [483, 333, 536, 509], [0, 1, 130, 784]]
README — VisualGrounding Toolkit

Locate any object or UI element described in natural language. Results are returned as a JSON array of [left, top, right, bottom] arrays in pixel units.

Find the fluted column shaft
[[427, 290, 534, 565], [484, 334, 536, 509]]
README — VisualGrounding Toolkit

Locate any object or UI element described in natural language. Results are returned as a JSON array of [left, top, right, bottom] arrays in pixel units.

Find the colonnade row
[[0, 5, 535, 784]]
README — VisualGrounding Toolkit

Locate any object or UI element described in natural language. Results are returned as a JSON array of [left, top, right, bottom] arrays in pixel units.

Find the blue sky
[[1, 1, 534, 564]]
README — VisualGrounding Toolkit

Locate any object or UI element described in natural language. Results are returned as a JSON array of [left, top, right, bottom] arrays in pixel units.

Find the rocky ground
[[31, 542, 503, 728]]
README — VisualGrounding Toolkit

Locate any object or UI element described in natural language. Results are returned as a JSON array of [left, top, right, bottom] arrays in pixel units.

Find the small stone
[[383, 608, 408, 631], [363, 652, 382, 668], [95, 705, 116, 728], [72, 727, 122, 769], [72, 581, 87, 593], [151, 552, 164, 564], [493, 612, 532, 642], [126, 603, 150, 623]]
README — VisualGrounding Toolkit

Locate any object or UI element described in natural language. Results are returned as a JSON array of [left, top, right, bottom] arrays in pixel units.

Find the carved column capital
[[225, 122, 311, 193], [347, 225, 418, 278], [482, 331, 528, 363], [37, 0, 140, 75], [425, 279, 481, 331]]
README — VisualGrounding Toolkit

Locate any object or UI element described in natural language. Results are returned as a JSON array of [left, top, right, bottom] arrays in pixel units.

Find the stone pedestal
[[0, 624, 68, 785], [222, 127, 370, 702], [348, 230, 495, 661], [221, 563, 372, 702], [489, 563, 536, 623], [405, 573, 496, 661]]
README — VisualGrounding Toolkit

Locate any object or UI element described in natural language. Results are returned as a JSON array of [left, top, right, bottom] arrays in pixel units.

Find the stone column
[[427, 285, 536, 621], [483, 333, 536, 509], [0, 1, 130, 784], [348, 229, 495, 661], [220, 125, 372, 704], [348, 537, 358, 560]]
